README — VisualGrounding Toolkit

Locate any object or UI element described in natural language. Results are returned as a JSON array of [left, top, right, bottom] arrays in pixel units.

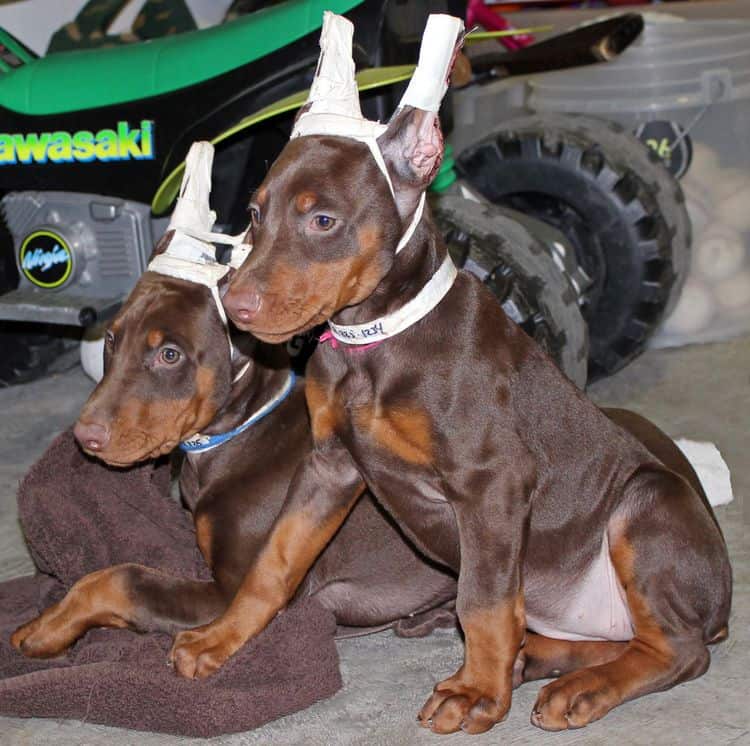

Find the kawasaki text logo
[[0, 121, 154, 165]]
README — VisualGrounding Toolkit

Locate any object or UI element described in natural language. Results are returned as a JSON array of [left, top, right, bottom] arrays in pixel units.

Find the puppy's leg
[[11, 563, 227, 658], [169, 446, 365, 679], [419, 439, 535, 735], [531, 469, 731, 731], [515, 634, 626, 686]]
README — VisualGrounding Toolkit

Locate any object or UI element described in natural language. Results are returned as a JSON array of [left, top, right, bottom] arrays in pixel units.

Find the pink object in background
[[466, 0, 534, 51]]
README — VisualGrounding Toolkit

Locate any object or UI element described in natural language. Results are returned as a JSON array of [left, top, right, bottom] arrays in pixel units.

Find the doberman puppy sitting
[[10, 162, 456, 660], [168, 15, 731, 736]]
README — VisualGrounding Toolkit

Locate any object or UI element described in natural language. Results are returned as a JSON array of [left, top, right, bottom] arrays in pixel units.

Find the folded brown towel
[[0, 430, 341, 737]]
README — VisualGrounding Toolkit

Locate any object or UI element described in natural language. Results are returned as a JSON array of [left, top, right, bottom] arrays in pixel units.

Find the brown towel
[[0, 430, 341, 737]]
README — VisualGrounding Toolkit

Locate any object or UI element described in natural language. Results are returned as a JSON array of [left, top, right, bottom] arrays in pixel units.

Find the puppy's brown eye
[[249, 207, 261, 226], [160, 347, 181, 365], [105, 330, 115, 350], [312, 214, 335, 231]]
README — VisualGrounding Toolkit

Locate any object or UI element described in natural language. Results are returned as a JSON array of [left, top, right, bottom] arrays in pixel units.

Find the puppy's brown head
[[74, 265, 235, 467], [223, 106, 445, 342]]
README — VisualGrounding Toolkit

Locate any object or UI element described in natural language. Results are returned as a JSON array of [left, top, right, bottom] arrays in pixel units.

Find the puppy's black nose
[[73, 420, 111, 452]]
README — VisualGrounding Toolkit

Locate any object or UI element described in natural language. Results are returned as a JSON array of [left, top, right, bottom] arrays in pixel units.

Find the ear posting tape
[[292, 12, 463, 256], [147, 141, 251, 372], [398, 15, 465, 113]]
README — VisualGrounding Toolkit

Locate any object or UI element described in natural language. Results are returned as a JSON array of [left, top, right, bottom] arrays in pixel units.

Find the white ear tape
[[168, 141, 218, 239], [147, 141, 252, 371], [292, 12, 385, 141], [306, 12, 362, 121], [292, 13, 462, 258], [398, 15, 465, 113]]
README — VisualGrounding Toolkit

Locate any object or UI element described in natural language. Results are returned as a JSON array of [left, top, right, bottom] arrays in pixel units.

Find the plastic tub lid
[[529, 19, 750, 114]]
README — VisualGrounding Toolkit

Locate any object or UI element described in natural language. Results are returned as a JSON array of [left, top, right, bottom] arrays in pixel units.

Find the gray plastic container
[[527, 18, 750, 347], [528, 18, 750, 126]]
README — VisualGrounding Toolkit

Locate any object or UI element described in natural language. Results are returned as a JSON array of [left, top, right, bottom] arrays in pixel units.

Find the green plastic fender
[[0, 0, 361, 116], [151, 64, 416, 215]]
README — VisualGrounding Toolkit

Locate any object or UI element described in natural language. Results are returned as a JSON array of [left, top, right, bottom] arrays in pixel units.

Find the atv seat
[[0, 0, 359, 116]]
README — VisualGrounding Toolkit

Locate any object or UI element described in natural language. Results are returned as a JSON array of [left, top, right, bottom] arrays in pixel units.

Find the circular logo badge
[[634, 121, 693, 179], [19, 230, 73, 289]]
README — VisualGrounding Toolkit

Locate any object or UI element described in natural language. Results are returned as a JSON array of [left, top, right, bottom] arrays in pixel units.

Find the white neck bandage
[[295, 13, 464, 345], [147, 141, 253, 380]]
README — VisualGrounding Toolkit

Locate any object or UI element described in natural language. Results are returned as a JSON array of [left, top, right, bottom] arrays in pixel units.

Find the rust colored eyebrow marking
[[147, 329, 164, 348], [295, 191, 318, 213], [256, 187, 268, 207]]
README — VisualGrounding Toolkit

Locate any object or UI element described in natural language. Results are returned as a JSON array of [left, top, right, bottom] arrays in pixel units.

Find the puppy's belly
[[526, 532, 633, 642]]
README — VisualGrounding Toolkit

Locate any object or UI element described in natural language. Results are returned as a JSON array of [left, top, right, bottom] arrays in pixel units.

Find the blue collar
[[179, 371, 296, 454]]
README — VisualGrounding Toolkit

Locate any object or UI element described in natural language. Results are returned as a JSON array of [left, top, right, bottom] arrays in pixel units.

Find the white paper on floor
[[675, 438, 734, 507]]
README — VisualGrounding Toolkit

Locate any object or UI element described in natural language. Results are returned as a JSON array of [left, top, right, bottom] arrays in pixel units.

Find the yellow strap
[[464, 26, 553, 44], [152, 65, 417, 214]]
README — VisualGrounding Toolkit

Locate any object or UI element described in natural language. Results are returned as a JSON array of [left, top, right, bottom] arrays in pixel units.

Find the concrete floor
[[0, 337, 748, 745]]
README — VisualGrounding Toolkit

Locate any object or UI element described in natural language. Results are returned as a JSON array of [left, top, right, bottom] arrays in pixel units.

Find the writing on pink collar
[[319, 329, 384, 352]]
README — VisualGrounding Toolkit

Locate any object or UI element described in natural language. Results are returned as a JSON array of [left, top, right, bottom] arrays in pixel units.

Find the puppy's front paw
[[10, 606, 75, 658], [417, 674, 509, 735], [531, 668, 613, 731], [169, 624, 242, 679]]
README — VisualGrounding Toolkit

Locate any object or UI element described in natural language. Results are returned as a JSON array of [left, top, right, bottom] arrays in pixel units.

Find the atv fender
[[151, 65, 416, 215]]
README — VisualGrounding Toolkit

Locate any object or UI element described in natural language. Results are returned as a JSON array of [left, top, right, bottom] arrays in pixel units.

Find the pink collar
[[319, 329, 384, 352]]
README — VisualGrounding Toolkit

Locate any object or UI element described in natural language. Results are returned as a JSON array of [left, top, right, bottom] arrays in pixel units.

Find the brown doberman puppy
[[168, 26, 731, 737], [10, 232, 457, 659]]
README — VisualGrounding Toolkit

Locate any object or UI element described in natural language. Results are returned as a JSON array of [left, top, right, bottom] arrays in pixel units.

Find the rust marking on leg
[[461, 595, 526, 688], [518, 633, 626, 685], [418, 594, 525, 734], [11, 567, 132, 658], [610, 534, 674, 665], [531, 534, 692, 732], [170, 498, 363, 680], [195, 512, 213, 566]]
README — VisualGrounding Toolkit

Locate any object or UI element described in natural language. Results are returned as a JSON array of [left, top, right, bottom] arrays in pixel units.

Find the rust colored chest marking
[[305, 378, 343, 442], [306, 378, 434, 465], [352, 404, 434, 466]]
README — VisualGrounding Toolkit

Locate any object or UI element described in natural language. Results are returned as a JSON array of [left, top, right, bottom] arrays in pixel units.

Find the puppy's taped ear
[[377, 15, 464, 215], [148, 229, 175, 262]]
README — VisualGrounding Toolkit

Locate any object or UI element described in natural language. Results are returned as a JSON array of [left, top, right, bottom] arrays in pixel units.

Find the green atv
[[0, 1, 656, 388]]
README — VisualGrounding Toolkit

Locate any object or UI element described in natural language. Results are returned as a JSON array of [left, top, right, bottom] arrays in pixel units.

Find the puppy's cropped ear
[[377, 107, 444, 220], [376, 14, 464, 221], [148, 229, 175, 263]]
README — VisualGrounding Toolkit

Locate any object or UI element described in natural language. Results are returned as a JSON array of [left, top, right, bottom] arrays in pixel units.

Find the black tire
[[456, 114, 691, 381], [432, 194, 588, 388], [0, 222, 71, 387]]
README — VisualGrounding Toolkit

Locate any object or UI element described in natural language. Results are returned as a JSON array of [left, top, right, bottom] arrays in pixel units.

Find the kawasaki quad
[[0, 2, 641, 388]]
